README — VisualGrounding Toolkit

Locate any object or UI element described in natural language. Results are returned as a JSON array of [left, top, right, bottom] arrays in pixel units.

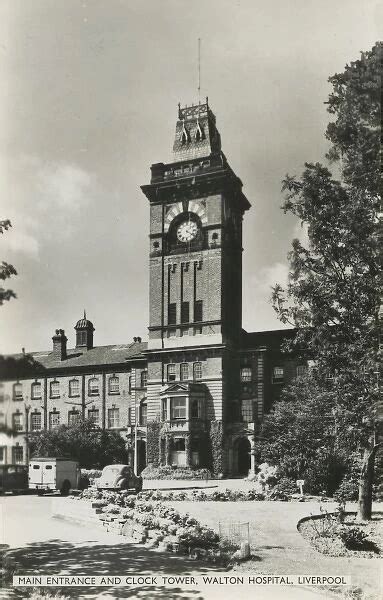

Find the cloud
[[1, 228, 39, 258], [37, 164, 92, 211], [255, 261, 290, 294]]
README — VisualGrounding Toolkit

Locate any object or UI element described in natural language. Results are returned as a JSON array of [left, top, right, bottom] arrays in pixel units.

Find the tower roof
[[74, 310, 94, 331], [173, 98, 221, 161]]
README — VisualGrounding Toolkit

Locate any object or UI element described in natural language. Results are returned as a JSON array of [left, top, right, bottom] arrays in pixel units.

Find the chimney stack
[[52, 329, 67, 361]]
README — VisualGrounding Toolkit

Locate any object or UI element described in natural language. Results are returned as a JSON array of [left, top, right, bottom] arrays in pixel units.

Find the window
[[0, 447, 5, 463], [180, 363, 189, 381], [161, 399, 168, 422], [191, 399, 202, 419], [296, 365, 307, 377], [128, 375, 132, 393], [50, 381, 60, 398], [49, 411, 60, 429], [170, 396, 186, 420], [273, 366, 284, 382], [193, 362, 202, 380], [69, 379, 80, 397], [31, 413, 42, 431], [88, 377, 99, 396], [12, 446, 23, 464], [240, 367, 252, 382], [167, 364, 176, 382], [13, 383, 23, 400], [107, 408, 119, 429], [181, 301, 189, 323], [109, 376, 120, 394], [141, 371, 147, 388], [88, 409, 99, 426], [194, 300, 203, 322], [140, 401, 147, 426], [128, 407, 132, 425], [168, 303, 176, 325], [12, 413, 23, 431], [68, 411, 80, 426], [31, 382, 42, 399], [241, 399, 253, 422]]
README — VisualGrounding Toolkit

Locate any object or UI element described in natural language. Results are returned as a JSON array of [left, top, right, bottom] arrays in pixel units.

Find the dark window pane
[[194, 300, 203, 322], [181, 301, 189, 323], [168, 303, 176, 325]]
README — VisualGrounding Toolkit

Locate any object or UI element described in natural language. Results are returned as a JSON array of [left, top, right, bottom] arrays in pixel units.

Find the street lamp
[[25, 402, 31, 465]]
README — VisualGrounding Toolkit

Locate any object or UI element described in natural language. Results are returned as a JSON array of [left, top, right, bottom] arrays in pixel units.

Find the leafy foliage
[[271, 43, 382, 517], [0, 219, 17, 305], [146, 421, 160, 466], [209, 420, 224, 476], [29, 419, 128, 468]]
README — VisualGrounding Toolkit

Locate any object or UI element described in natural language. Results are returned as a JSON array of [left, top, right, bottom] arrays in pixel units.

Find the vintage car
[[0, 464, 28, 494], [95, 464, 143, 493]]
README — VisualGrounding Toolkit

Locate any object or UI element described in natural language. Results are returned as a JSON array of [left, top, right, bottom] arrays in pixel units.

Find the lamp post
[[134, 403, 138, 476], [25, 402, 31, 465]]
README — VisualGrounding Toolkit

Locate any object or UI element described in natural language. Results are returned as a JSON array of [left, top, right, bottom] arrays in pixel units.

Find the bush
[[141, 464, 211, 480], [334, 479, 359, 503], [269, 477, 297, 496], [339, 526, 368, 550]]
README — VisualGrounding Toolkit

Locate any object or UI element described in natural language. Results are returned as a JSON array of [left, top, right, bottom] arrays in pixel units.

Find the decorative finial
[[84, 309, 86, 320]]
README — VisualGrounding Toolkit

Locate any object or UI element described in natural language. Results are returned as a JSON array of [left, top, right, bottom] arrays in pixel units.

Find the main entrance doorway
[[236, 437, 251, 476]]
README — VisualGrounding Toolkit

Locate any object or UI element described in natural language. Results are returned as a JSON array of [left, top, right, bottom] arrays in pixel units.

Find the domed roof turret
[[75, 310, 94, 331]]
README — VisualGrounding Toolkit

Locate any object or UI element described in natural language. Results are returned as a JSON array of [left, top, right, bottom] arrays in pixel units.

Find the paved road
[[1, 495, 334, 600]]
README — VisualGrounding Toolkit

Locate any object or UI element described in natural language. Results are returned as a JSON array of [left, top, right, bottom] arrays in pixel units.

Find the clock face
[[177, 220, 198, 242]]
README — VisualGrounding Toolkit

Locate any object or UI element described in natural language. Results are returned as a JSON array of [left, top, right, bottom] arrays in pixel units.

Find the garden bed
[[298, 513, 383, 558]]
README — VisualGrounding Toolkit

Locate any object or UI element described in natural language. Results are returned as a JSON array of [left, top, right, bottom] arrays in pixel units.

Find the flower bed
[[141, 465, 212, 480], [76, 487, 239, 564], [139, 488, 266, 502]]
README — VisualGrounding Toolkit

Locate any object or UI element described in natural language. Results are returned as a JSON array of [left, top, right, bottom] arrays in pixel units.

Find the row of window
[[168, 300, 203, 325], [167, 362, 202, 382], [239, 365, 307, 383], [12, 374, 145, 401], [0, 446, 23, 464], [12, 408, 122, 431]]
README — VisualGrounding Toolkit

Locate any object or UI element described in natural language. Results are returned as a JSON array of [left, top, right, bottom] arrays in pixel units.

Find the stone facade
[[0, 100, 307, 476]]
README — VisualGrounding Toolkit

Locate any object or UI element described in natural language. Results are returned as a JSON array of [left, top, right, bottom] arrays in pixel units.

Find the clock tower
[[141, 100, 250, 471]]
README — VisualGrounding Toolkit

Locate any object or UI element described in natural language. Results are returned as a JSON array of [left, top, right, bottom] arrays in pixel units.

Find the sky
[[0, 0, 380, 354]]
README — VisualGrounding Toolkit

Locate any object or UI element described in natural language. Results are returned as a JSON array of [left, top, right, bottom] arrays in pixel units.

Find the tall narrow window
[[180, 363, 189, 381], [193, 362, 202, 380], [168, 303, 177, 325], [49, 411, 60, 429], [12, 446, 23, 464], [88, 377, 99, 396], [13, 383, 23, 400], [88, 409, 99, 425], [194, 300, 203, 322], [0, 447, 5, 463], [31, 413, 42, 431], [191, 399, 202, 419], [31, 382, 41, 399], [141, 371, 148, 388], [167, 364, 176, 382], [128, 375, 132, 393], [69, 379, 80, 397], [108, 376, 120, 394], [50, 381, 60, 398], [12, 413, 23, 431], [107, 408, 119, 429], [128, 407, 132, 425], [181, 301, 189, 323], [161, 399, 168, 422], [140, 401, 147, 426]]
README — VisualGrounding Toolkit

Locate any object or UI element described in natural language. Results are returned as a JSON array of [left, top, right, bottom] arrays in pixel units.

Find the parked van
[[29, 458, 80, 495], [0, 464, 28, 494]]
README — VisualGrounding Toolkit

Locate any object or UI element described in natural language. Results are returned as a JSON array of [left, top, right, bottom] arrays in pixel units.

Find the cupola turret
[[74, 310, 94, 350]]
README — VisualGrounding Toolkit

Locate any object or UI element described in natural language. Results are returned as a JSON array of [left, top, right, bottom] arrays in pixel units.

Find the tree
[[0, 219, 17, 305], [29, 419, 129, 468], [272, 42, 382, 520]]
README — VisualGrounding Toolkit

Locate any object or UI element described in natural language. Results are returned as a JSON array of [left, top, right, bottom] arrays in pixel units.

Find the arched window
[[193, 362, 202, 380], [140, 400, 147, 426], [109, 376, 120, 394], [180, 363, 189, 381], [88, 377, 99, 396]]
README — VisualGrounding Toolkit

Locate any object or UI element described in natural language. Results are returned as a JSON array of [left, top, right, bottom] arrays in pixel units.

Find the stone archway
[[235, 437, 251, 476]]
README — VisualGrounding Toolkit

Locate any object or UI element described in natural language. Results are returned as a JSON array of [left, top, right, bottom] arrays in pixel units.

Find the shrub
[[338, 526, 368, 550], [141, 464, 211, 480], [209, 421, 224, 476], [269, 477, 297, 496], [334, 479, 359, 503], [146, 421, 161, 467]]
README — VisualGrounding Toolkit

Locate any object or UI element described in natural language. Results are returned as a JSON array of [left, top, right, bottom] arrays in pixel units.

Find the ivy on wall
[[209, 420, 224, 476], [146, 421, 161, 467]]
